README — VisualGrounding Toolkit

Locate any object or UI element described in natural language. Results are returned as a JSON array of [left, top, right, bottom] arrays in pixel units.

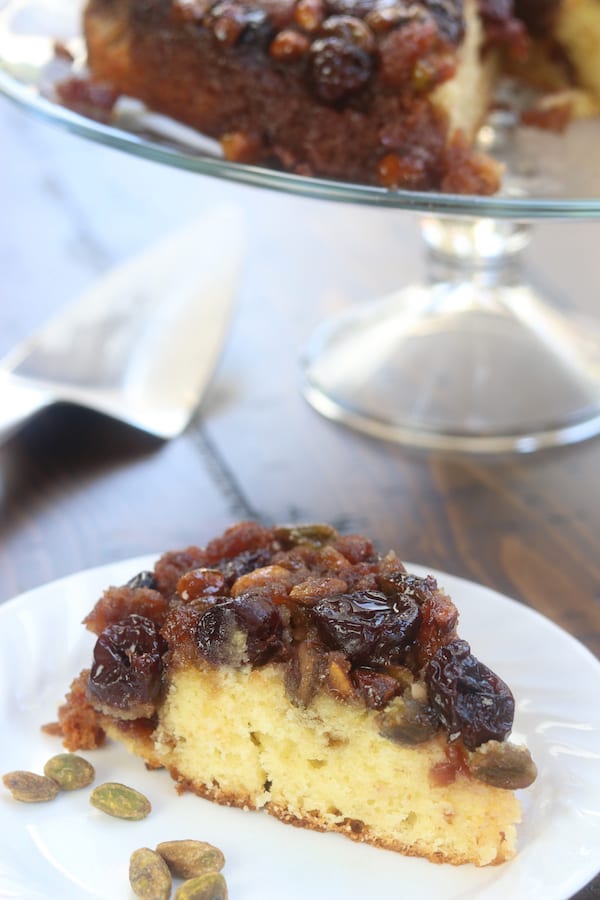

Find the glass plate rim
[[2, 64, 600, 220]]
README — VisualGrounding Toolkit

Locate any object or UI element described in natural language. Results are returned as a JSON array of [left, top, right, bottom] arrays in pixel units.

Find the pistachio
[[467, 741, 538, 790], [378, 692, 439, 745], [174, 872, 228, 900], [274, 523, 337, 549], [43, 753, 95, 791], [156, 840, 225, 879], [129, 847, 172, 899], [2, 770, 60, 802], [90, 782, 151, 820], [285, 639, 327, 708], [326, 654, 355, 700]]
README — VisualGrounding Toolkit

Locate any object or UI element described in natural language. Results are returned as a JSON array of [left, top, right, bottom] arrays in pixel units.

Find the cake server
[[0, 206, 245, 445]]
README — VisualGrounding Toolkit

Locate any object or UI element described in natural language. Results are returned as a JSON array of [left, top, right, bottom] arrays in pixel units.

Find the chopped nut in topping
[[378, 692, 439, 745], [230, 565, 292, 599], [467, 741, 538, 790], [285, 639, 328, 707]]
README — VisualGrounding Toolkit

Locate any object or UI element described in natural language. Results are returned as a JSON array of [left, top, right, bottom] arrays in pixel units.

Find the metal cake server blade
[[0, 206, 245, 444]]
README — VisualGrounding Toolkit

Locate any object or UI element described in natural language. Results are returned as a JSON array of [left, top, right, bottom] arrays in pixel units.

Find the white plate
[[0, 557, 599, 899]]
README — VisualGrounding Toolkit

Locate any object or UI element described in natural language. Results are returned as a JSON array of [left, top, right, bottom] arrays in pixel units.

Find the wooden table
[[1, 96, 599, 897]]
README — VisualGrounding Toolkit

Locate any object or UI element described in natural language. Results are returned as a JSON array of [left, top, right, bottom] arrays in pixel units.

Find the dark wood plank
[[0, 407, 241, 602]]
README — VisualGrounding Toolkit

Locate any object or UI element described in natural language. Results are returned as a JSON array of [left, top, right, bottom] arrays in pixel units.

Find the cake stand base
[[302, 218, 600, 454]]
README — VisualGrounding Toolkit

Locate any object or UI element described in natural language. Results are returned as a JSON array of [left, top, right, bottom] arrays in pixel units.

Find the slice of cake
[[55, 521, 536, 867], [78, 0, 517, 192]]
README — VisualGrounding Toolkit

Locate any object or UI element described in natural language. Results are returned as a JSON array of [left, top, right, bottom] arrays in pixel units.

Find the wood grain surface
[[0, 97, 599, 897]]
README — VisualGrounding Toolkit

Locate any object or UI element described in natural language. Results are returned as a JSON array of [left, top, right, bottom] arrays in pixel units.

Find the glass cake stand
[[2, 0, 600, 453]]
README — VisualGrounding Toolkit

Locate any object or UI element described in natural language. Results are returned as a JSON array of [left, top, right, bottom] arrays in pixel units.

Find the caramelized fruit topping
[[88, 614, 165, 718], [196, 594, 286, 666], [424, 639, 515, 750], [310, 590, 421, 665], [73, 523, 522, 763]]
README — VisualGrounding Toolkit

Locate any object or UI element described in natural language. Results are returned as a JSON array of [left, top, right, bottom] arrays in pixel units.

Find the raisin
[[365, 3, 425, 33], [154, 546, 208, 596], [270, 28, 311, 60], [379, 16, 438, 88], [376, 152, 429, 190], [320, 15, 376, 52], [55, 77, 118, 123], [161, 602, 208, 664], [83, 586, 168, 635], [177, 568, 227, 601], [203, 521, 273, 566], [325, 0, 373, 17], [221, 130, 264, 163], [332, 533, 375, 563], [424, 639, 515, 750], [308, 36, 374, 103], [414, 588, 458, 666], [88, 615, 165, 718], [377, 571, 438, 604], [126, 571, 158, 591], [196, 594, 285, 667], [216, 548, 274, 586], [294, 0, 325, 31], [310, 590, 420, 666], [352, 668, 401, 709], [206, 1, 272, 47]]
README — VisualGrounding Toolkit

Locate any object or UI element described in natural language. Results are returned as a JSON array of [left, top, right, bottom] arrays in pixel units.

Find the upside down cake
[[78, 0, 600, 191], [81, 0, 515, 192], [55, 521, 537, 867]]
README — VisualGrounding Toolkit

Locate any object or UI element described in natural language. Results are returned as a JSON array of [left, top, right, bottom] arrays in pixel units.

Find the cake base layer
[[106, 664, 520, 867]]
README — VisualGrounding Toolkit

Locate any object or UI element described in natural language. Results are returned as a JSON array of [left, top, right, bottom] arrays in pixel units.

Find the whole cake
[[55, 521, 537, 867]]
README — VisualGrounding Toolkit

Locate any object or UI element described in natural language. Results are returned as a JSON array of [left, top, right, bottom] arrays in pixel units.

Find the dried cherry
[[88, 614, 165, 717], [424, 639, 514, 750], [196, 594, 285, 666], [310, 590, 420, 665], [352, 668, 401, 709]]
